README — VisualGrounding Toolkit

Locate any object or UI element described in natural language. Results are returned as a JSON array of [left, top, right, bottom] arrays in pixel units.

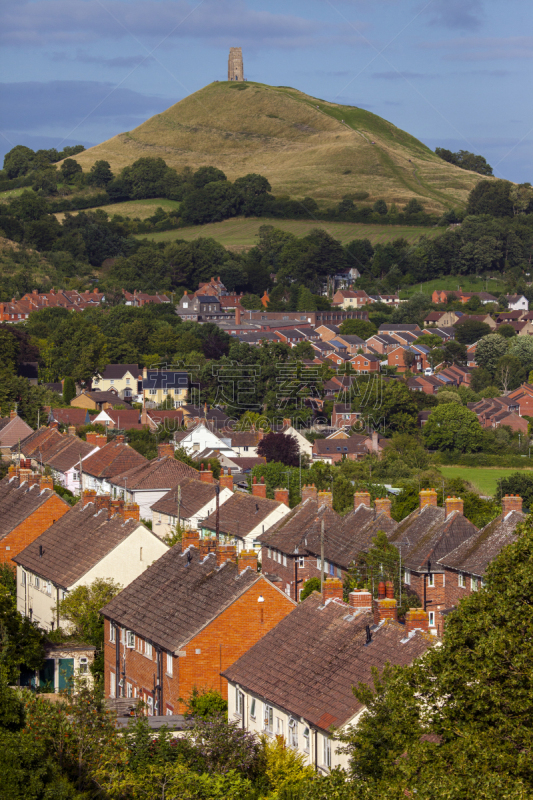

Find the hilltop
[[71, 82, 485, 214]]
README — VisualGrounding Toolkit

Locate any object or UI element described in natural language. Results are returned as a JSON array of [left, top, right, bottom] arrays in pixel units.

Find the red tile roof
[[81, 440, 147, 478]]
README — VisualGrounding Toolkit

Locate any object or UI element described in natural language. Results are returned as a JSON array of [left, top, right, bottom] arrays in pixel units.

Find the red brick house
[[365, 334, 398, 355], [507, 383, 533, 417], [0, 468, 70, 566], [387, 346, 424, 373], [331, 404, 361, 428], [349, 353, 381, 373], [101, 545, 295, 714]]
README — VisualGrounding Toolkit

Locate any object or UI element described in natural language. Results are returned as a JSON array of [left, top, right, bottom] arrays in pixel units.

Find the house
[[71, 391, 132, 411], [92, 364, 141, 401], [0, 468, 70, 567], [379, 323, 422, 335], [389, 330, 419, 347], [435, 364, 472, 386], [177, 423, 263, 459], [176, 293, 229, 322], [437, 494, 525, 617], [331, 289, 370, 309], [349, 353, 381, 373], [100, 543, 295, 713], [388, 491, 478, 636], [421, 326, 456, 343], [387, 345, 424, 373], [505, 294, 528, 311], [364, 333, 398, 355], [14, 495, 168, 631], [454, 314, 497, 330], [467, 397, 528, 433], [331, 404, 361, 429], [123, 290, 171, 307], [431, 289, 498, 305], [274, 328, 311, 347], [466, 342, 477, 367], [0, 411, 33, 458], [141, 407, 185, 434], [142, 368, 188, 408], [278, 419, 313, 457], [223, 590, 435, 772], [408, 375, 445, 395], [260, 489, 397, 598], [92, 408, 141, 430], [200, 478, 290, 552], [108, 451, 200, 522], [507, 384, 533, 417], [151, 469, 235, 538], [47, 407, 92, 427], [334, 334, 366, 354], [424, 310, 460, 327], [315, 324, 340, 342], [22, 642, 96, 694], [80, 436, 148, 494], [312, 431, 388, 463]]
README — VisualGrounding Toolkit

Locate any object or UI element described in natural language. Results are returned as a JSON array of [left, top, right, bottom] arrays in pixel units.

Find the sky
[[0, 0, 531, 182]]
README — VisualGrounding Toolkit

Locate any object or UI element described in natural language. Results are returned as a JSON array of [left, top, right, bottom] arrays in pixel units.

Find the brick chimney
[[419, 488, 438, 511], [318, 491, 333, 509], [9, 409, 17, 419], [404, 608, 429, 635], [374, 592, 398, 624], [110, 498, 124, 516], [283, 417, 292, 428], [86, 432, 98, 447], [219, 468, 234, 493], [39, 475, 54, 491], [301, 484, 318, 503], [216, 543, 237, 566], [239, 549, 258, 572], [18, 468, 33, 484], [200, 463, 214, 484], [157, 443, 174, 459], [349, 590, 372, 610], [502, 494, 523, 514], [323, 578, 343, 603], [49, 419, 59, 430], [123, 502, 140, 522], [96, 434, 107, 448], [252, 476, 267, 499], [199, 538, 217, 557], [82, 489, 97, 507], [68, 425, 76, 437], [274, 487, 289, 506], [95, 495, 111, 515], [374, 497, 392, 518], [445, 496, 464, 518], [354, 491, 371, 510], [182, 529, 200, 552], [235, 305, 242, 325], [115, 435, 125, 444]]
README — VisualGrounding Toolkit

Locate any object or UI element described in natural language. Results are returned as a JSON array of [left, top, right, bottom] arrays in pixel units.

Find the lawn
[[439, 466, 533, 497], [400, 274, 507, 299], [135, 216, 444, 249], [54, 197, 181, 223]]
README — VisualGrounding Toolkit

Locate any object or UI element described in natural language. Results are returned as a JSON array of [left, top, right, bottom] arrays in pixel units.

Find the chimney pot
[[9, 409, 17, 419], [445, 496, 464, 518], [378, 581, 386, 599], [385, 580, 394, 599], [419, 488, 438, 511], [200, 464, 214, 483], [318, 491, 333, 509], [182, 529, 200, 552], [501, 494, 523, 514], [252, 477, 267, 498], [374, 497, 392, 518], [68, 425, 76, 437], [123, 502, 140, 522]]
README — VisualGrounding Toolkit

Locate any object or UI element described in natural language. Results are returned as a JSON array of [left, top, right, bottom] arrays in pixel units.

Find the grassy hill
[[71, 82, 485, 214]]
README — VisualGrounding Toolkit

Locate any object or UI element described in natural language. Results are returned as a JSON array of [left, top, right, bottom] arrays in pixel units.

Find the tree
[[60, 158, 82, 182], [257, 432, 300, 467], [494, 354, 525, 392], [192, 166, 227, 189], [466, 179, 513, 217], [509, 335, 533, 375], [185, 688, 228, 719], [497, 323, 517, 338], [436, 390, 463, 405], [422, 404, 483, 452], [0, 586, 45, 682], [62, 376, 76, 405], [373, 199, 388, 215], [441, 339, 467, 365], [475, 334, 509, 376], [300, 577, 321, 601], [454, 319, 493, 344], [339, 319, 377, 339], [88, 160, 114, 187], [234, 173, 271, 216]]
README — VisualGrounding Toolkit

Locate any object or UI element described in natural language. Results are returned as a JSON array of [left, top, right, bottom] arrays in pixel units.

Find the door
[[58, 658, 74, 690], [39, 659, 55, 691]]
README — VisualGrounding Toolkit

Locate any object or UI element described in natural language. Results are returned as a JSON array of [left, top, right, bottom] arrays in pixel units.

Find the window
[[174, 389, 180, 395], [145, 641, 153, 659], [126, 378, 130, 385], [303, 726, 310, 752], [250, 698, 256, 719], [21, 570, 26, 587], [126, 630, 135, 649], [146, 696, 154, 716], [317, 557, 322, 571], [127, 683, 132, 698], [471, 577, 478, 592], [79, 657, 88, 675], [149, 389, 157, 395], [276, 717, 284, 737], [236, 688, 244, 717], [288, 718, 298, 748], [323, 736, 331, 769], [136, 636, 143, 653], [166, 653, 173, 676], [298, 555, 305, 568], [243, 446, 249, 452], [427, 573, 435, 587], [282, 554, 287, 567], [458, 573, 466, 588], [109, 622, 116, 643], [267, 548, 272, 558], [264, 704, 273, 734], [404, 569, 411, 585], [35, 576, 40, 590], [428, 611, 435, 627], [110, 671, 116, 698], [46, 581, 52, 596], [110, 379, 114, 385]]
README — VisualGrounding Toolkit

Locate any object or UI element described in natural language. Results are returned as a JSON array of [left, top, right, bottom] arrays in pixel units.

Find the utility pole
[[320, 519, 325, 598], [177, 484, 181, 528], [215, 485, 220, 545]]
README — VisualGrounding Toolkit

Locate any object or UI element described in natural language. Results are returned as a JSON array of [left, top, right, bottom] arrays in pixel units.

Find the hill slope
[[72, 82, 485, 213]]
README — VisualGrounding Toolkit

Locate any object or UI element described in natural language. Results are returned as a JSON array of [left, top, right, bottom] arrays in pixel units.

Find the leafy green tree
[[240, 293, 263, 310], [87, 159, 113, 187], [300, 577, 321, 601], [494, 354, 525, 392], [509, 335, 533, 375], [422, 404, 483, 452], [62, 376, 76, 405], [192, 166, 227, 189], [185, 688, 228, 719], [373, 199, 388, 215], [436, 390, 463, 405], [467, 179, 513, 217], [60, 158, 82, 182], [475, 333, 509, 376], [497, 323, 517, 338], [339, 319, 377, 338], [0, 586, 45, 682], [441, 339, 467, 364], [233, 173, 271, 216], [454, 319, 493, 345]]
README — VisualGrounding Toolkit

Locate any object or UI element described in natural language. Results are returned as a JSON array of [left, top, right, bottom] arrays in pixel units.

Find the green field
[[400, 275, 507, 299], [54, 197, 181, 223], [439, 466, 532, 497], [134, 216, 444, 249]]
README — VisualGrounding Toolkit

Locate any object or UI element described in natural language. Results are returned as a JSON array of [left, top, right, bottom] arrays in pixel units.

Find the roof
[[437, 510, 524, 576], [202, 492, 284, 540], [79, 391, 132, 407], [142, 371, 188, 390], [379, 324, 420, 332], [313, 434, 368, 455], [109, 456, 198, 491], [389, 505, 478, 572], [100, 364, 140, 380], [336, 335, 365, 345], [14, 503, 143, 588], [49, 408, 91, 426], [0, 415, 33, 447], [222, 593, 433, 730], [95, 409, 141, 427], [0, 476, 69, 541], [45, 437, 96, 473], [151, 478, 218, 518], [100, 546, 259, 652], [81, 439, 147, 479]]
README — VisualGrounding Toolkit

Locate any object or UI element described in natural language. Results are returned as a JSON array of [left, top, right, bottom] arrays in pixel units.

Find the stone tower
[[228, 47, 244, 81]]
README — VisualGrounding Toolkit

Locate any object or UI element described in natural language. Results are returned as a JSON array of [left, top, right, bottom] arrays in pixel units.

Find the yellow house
[[142, 367, 188, 408], [92, 364, 141, 401]]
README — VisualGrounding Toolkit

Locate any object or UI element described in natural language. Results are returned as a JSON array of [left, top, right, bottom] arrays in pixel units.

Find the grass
[[439, 466, 533, 497], [400, 275, 508, 299], [134, 216, 445, 249], [68, 81, 485, 213], [0, 187, 31, 202], [54, 197, 181, 223]]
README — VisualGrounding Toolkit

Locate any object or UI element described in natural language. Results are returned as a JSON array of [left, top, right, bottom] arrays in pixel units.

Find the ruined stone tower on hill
[[228, 47, 244, 81]]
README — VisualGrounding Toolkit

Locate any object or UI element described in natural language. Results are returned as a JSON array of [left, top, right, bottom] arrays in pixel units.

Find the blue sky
[[0, 0, 531, 182]]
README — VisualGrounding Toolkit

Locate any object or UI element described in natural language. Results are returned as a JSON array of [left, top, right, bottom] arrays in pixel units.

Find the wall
[[2, 493, 69, 567]]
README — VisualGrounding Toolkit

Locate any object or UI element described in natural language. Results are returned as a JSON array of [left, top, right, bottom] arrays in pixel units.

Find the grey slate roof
[[202, 492, 283, 540], [100, 546, 259, 652], [437, 510, 524, 577], [222, 593, 434, 730]]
